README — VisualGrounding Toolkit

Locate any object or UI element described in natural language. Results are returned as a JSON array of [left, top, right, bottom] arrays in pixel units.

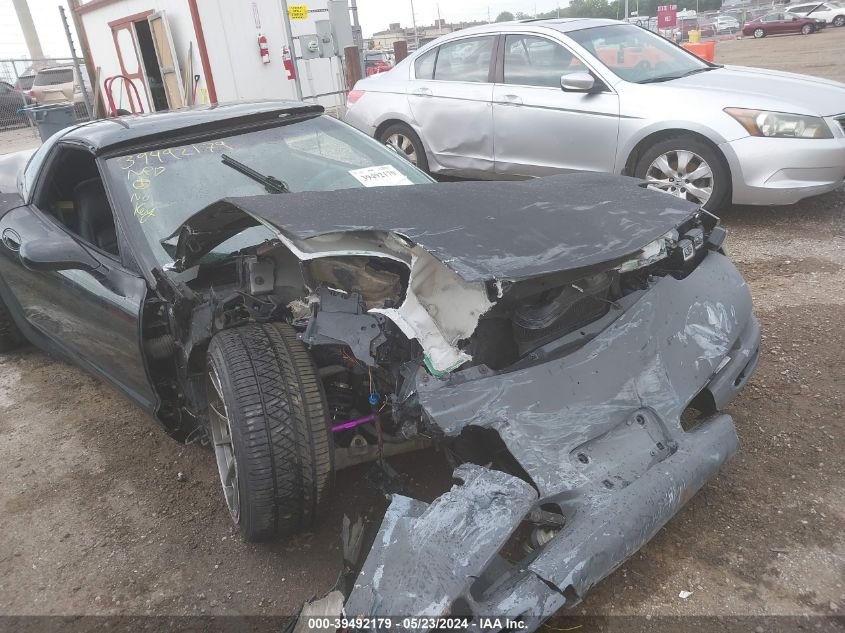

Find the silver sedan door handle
[[499, 94, 523, 106], [412, 87, 433, 97]]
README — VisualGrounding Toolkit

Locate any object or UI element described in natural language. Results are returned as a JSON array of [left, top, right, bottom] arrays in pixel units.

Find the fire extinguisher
[[282, 45, 296, 80], [258, 33, 270, 64]]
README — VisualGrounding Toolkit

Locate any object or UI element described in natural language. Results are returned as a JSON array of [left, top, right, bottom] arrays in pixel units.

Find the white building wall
[[198, 0, 347, 109], [80, 0, 350, 113], [80, 0, 201, 113]]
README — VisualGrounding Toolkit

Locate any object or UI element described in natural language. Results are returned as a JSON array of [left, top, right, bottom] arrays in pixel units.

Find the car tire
[[834, 15, 845, 26], [206, 322, 333, 542], [753, 28, 765, 38], [378, 123, 429, 171], [634, 135, 731, 212], [0, 297, 25, 352], [800, 24, 814, 34]]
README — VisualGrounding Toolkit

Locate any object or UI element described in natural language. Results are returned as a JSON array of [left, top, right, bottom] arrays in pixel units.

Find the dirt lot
[[0, 29, 843, 626]]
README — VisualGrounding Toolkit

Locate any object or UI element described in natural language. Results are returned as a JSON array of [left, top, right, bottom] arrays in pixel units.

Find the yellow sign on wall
[[288, 5, 308, 19]]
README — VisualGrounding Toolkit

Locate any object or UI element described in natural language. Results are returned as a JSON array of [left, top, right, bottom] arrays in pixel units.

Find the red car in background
[[678, 16, 717, 39], [742, 11, 824, 36], [364, 50, 393, 76]]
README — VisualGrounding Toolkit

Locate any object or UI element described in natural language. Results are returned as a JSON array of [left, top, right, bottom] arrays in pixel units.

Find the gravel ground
[[0, 30, 843, 626]]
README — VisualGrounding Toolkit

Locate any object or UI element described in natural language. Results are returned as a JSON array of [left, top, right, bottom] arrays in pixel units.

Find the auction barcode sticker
[[349, 165, 414, 187]]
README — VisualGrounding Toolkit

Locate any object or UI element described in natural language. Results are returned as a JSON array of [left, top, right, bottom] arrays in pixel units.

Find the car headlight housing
[[618, 231, 675, 272], [725, 108, 833, 139]]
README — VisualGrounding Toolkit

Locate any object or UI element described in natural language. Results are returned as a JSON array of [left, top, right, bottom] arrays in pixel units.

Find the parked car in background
[[0, 81, 35, 128], [345, 18, 845, 211], [364, 50, 393, 76], [713, 14, 742, 31], [786, 1, 845, 25], [742, 11, 824, 36], [678, 16, 717, 38], [14, 72, 36, 95], [30, 65, 90, 118], [31, 66, 78, 104]]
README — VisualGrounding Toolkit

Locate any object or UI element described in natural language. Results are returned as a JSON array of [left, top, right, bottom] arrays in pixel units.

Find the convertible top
[[175, 172, 701, 282]]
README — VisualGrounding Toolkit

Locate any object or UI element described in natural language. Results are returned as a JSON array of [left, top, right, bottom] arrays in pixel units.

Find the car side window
[[433, 36, 495, 82], [19, 133, 63, 201], [33, 145, 121, 258], [414, 48, 437, 79], [503, 34, 588, 88]]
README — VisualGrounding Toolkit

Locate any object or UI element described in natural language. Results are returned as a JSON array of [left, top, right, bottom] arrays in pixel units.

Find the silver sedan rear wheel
[[644, 150, 714, 206], [386, 132, 418, 166], [207, 364, 240, 522]]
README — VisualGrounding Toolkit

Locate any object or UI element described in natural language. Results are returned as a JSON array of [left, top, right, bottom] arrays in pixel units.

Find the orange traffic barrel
[[682, 41, 716, 62]]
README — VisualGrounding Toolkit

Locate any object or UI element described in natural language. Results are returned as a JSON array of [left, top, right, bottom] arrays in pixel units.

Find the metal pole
[[68, 0, 101, 115], [349, 0, 365, 78], [280, 0, 304, 100], [11, 0, 44, 60], [410, 0, 419, 49], [625, 0, 629, 19], [59, 5, 93, 118]]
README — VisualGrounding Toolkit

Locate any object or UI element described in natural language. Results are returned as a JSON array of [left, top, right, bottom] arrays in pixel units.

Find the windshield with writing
[[567, 24, 709, 83], [105, 115, 432, 265]]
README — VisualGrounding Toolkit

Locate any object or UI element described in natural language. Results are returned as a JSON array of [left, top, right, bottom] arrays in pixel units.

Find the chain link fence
[[1, 58, 92, 151]]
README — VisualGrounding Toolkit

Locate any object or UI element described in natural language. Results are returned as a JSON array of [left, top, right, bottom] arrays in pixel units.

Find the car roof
[[58, 100, 323, 155], [432, 17, 625, 39], [36, 65, 75, 72]]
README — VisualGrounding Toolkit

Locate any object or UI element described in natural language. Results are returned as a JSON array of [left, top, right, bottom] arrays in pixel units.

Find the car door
[[0, 142, 157, 410], [767, 13, 789, 32], [778, 13, 795, 31], [407, 35, 496, 177], [492, 33, 620, 177]]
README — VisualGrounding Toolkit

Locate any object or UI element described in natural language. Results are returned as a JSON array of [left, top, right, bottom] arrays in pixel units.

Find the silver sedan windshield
[[567, 24, 711, 83]]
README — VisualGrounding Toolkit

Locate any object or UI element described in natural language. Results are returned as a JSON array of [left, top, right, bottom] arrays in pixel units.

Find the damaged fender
[[344, 251, 760, 629]]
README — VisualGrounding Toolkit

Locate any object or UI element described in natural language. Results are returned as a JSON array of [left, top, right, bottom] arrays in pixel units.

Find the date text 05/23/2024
[[305, 618, 527, 630]]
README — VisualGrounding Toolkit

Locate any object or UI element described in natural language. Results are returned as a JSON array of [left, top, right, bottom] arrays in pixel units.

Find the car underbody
[[139, 173, 759, 630]]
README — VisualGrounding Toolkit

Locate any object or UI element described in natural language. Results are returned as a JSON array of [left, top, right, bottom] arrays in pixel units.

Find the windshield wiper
[[221, 154, 289, 194], [636, 65, 720, 84]]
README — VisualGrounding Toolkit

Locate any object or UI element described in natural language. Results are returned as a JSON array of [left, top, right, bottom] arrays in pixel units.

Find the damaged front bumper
[[345, 250, 760, 629]]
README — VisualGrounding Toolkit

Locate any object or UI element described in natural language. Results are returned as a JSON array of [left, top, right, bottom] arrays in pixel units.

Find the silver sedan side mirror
[[560, 72, 596, 92]]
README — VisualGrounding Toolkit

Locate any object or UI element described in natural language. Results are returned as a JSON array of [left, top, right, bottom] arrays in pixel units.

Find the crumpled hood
[[172, 172, 701, 282], [675, 66, 845, 116]]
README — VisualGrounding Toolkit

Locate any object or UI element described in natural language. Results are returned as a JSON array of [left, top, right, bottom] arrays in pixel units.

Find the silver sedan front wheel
[[385, 132, 418, 166], [644, 150, 714, 206]]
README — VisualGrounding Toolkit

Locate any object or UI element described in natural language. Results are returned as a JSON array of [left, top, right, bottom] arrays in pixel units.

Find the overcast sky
[[356, 0, 567, 33], [0, 0, 77, 59], [0, 0, 567, 60]]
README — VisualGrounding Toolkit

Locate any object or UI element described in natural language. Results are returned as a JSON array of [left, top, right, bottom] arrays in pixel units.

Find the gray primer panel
[[418, 251, 754, 496], [344, 252, 760, 628], [345, 464, 537, 620], [183, 173, 700, 282]]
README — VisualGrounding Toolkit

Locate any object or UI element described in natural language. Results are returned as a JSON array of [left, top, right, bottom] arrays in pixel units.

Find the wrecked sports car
[[0, 102, 759, 628]]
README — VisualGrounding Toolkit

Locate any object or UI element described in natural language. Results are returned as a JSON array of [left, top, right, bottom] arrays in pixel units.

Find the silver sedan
[[345, 19, 845, 210]]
